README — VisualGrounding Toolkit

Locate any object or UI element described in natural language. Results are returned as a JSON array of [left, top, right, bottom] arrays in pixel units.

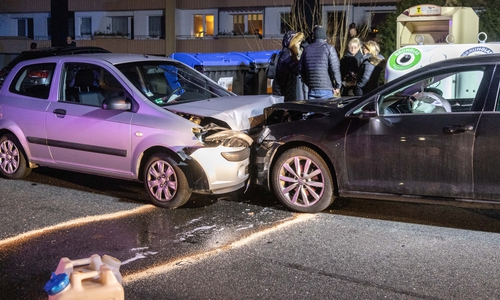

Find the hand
[[333, 88, 340, 97]]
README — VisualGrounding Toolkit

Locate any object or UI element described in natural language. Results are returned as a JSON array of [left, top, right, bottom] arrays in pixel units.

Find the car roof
[[12, 53, 177, 67], [3, 46, 110, 69], [419, 52, 500, 68], [359, 52, 500, 99], [28, 46, 110, 55]]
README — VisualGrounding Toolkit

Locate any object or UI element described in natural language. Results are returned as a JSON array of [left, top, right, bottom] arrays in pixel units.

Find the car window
[[378, 69, 486, 115], [60, 63, 125, 107], [116, 61, 233, 106], [9, 63, 56, 99], [496, 86, 500, 112]]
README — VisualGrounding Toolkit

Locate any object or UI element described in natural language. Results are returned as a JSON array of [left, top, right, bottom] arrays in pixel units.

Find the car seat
[[71, 69, 104, 106]]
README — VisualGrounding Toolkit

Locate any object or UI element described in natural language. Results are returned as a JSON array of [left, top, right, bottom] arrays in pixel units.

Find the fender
[[0, 119, 36, 162]]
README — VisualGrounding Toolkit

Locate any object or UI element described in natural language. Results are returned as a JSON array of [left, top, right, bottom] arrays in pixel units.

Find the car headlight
[[192, 124, 253, 147], [221, 147, 250, 161]]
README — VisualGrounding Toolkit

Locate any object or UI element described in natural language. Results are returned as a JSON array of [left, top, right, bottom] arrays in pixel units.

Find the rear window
[[9, 63, 56, 99]]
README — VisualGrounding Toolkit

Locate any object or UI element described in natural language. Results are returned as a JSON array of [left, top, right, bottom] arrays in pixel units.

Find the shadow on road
[[230, 181, 500, 234], [27, 167, 500, 234]]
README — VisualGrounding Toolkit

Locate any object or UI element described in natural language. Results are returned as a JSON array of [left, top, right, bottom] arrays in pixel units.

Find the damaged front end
[[251, 101, 340, 189], [192, 123, 253, 148], [178, 115, 254, 195]]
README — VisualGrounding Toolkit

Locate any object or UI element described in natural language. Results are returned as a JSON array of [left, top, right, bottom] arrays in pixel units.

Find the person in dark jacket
[[348, 23, 358, 40], [300, 26, 342, 99], [66, 36, 76, 47], [340, 37, 363, 96], [273, 31, 307, 101], [353, 40, 385, 96]]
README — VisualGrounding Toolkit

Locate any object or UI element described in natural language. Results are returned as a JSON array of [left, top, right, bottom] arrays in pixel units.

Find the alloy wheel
[[146, 160, 178, 202], [0, 139, 20, 174], [277, 155, 325, 207]]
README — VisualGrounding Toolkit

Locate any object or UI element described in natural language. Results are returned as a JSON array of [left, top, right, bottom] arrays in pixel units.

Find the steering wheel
[[411, 91, 451, 113], [165, 87, 202, 103], [387, 96, 413, 113]]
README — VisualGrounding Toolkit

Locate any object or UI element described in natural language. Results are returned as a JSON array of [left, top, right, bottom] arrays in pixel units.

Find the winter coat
[[340, 50, 363, 82], [300, 39, 341, 91], [273, 31, 306, 101], [354, 53, 385, 96]]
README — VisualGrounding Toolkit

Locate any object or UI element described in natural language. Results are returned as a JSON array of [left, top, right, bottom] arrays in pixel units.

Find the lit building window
[[194, 15, 214, 37], [233, 15, 245, 35], [248, 14, 262, 35], [206, 15, 214, 35]]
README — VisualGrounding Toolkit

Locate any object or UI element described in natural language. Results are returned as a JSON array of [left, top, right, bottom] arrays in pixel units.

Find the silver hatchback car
[[0, 54, 282, 208]]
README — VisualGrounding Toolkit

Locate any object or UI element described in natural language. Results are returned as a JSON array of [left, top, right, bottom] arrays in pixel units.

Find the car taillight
[[28, 70, 50, 78]]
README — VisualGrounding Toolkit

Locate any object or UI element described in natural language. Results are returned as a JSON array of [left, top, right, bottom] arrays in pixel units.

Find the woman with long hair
[[353, 40, 385, 96]]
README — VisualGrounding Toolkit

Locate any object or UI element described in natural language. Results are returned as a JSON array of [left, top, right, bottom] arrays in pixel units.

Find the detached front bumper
[[251, 127, 281, 191], [190, 145, 250, 194]]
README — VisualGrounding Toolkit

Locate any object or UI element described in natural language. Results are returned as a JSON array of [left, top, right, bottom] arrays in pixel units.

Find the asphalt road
[[1, 167, 500, 299]]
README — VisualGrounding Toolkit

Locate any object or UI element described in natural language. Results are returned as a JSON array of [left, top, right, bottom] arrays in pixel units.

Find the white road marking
[[0, 205, 156, 249], [123, 213, 316, 283]]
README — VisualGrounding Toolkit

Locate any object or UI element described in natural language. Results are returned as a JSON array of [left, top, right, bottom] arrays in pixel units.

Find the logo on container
[[389, 47, 422, 71], [461, 47, 494, 57]]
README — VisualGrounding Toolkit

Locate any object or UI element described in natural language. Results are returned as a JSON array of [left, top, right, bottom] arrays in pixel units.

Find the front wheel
[[143, 154, 192, 208], [271, 147, 334, 213], [0, 133, 32, 179]]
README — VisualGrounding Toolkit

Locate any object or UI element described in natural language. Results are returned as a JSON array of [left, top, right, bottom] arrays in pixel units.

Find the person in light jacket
[[353, 40, 385, 96], [340, 37, 363, 96]]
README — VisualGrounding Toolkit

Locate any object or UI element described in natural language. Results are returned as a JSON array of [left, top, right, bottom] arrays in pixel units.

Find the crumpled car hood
[[262, 96, 362, 127], [166, 95, 283, 131], [271, 96, 360, 111]]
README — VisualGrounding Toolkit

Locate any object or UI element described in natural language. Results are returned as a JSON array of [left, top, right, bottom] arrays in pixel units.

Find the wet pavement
[[0, 194, 295, 299], [0, 168, 294, 299], [123, 213, 500, 299], [2, 168, 500, 299]]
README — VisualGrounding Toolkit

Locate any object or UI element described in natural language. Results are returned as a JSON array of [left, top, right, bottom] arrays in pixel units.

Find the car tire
[[271, 146, 334, 213], [143, 153, 192, 209], [0, 133, 31, 179]]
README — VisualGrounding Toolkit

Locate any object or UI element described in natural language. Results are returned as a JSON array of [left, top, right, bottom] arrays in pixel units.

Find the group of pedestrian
[[28, 36, 76, 51], [342, 39, 385, 96], [272, 24, 385, 101]]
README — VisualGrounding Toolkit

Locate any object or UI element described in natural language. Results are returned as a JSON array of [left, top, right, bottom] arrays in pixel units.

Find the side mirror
[[102, 97, 131, 111], [357, 110, 377, 120], [348, 98, 378, 120], [348, 110, 377, 120]]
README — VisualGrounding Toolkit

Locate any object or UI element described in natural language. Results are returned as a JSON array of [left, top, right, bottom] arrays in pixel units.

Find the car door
[[344, 65, 493, 199], [472, 66, 500, 201], [44, 62, 135, 177]]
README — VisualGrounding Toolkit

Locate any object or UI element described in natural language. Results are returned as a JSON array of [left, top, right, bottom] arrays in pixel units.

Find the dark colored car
[[253, 53, 500, 213], [0, 46, 110, 86]]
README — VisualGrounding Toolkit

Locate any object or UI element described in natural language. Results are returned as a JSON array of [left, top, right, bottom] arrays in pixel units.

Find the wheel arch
[[0, 128, 34, 168], [137, 146, 208, 191], [268, 140, 339, 196]]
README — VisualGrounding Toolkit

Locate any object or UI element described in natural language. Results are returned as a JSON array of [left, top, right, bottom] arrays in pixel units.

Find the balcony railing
[[176, 34, 283, 40]]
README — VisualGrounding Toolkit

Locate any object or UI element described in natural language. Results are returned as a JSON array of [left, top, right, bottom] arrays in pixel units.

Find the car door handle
[[53, 109, 66, 117], [443, 124, 474, 134]]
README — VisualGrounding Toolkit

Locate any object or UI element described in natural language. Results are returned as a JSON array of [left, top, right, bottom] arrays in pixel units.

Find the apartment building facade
[[0, 0, 397, 68]]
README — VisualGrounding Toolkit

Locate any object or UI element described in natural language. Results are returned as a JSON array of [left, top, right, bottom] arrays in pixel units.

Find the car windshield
[[116, 61, 233, 106]]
